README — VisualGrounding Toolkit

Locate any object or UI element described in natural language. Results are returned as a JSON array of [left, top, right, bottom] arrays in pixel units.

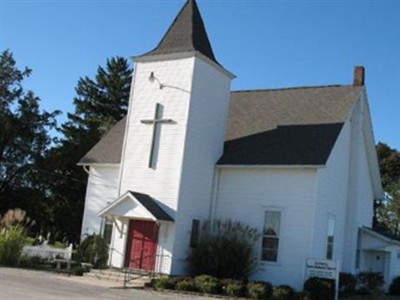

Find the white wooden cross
[[140, 103, 173, 168]]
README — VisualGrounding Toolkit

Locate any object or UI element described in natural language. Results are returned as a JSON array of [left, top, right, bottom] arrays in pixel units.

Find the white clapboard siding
[[311, 118, 352, 264], [119, 58, 195, 216], [341, 94, 375, 272], [170, 57, 232, 274], [80, 166, 120, 240], [215, 167, 317, 290]]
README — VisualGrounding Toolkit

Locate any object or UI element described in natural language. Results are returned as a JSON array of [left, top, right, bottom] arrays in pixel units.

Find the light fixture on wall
[[149, 72, 164, 89]]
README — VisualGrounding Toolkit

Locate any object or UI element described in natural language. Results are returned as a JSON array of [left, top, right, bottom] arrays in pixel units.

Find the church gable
[[98, 191, 173, 221]]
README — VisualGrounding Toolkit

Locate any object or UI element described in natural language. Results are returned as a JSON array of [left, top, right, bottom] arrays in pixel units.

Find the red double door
[[125, 220, 159, 271]]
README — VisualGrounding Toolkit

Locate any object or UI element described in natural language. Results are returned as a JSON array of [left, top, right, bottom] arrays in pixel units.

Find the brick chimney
[[353, 66, 365, 86]]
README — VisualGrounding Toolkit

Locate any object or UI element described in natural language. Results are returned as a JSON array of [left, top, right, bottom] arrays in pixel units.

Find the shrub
[[18, 256, 49, 270], [188, 219, 260, 279], [355, 286, 371, 295], [303, 277, 335, 300], [247, 281, 273, 300], [357, 272, 384, 290], [52, 241, 66, 249], [272, 285, 295, 300], [175, 278, 197, 292], [194, 274, 221, 294], [296, 291, 313, 300], [339, 272, 356, 296], [72, 265, 85, 276], [222, 279, 245, 297], [76, 234, 109, 269], [389, 276, 400, 295], [166, 276, 186, 289], [0, 225, 27, 266], [150, 277, 174, 290]]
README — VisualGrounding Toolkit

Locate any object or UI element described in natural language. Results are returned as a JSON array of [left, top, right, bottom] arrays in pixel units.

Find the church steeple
[[139, 0, 217, 64]]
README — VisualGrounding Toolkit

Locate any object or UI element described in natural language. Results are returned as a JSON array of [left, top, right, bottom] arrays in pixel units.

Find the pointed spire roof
[[139, 0, 218, 64]]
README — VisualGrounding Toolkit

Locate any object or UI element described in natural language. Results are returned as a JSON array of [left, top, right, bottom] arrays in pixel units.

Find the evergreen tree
[[0, 50, 59, 225]]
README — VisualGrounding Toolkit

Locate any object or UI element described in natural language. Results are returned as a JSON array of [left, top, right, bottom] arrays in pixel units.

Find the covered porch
[[98, 191, 174, 274]]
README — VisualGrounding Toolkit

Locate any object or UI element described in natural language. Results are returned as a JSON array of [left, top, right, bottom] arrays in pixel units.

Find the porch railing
[[123, 254, 172, 287]]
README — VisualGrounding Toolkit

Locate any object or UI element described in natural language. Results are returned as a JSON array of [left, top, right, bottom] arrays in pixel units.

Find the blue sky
[[1, 0, 399, 149]]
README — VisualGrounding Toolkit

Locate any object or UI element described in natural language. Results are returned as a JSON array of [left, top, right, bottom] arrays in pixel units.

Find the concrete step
[[84, 269, 152, 288], [86, 269, 125, 281]]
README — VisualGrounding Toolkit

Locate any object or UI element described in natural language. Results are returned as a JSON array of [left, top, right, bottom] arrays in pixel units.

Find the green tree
[[0, 50, 59, 226], [376, 142, 400, 189], [376, 181, 400, 238], [43, 57, 132, 243], [374, 143, 400, 237]]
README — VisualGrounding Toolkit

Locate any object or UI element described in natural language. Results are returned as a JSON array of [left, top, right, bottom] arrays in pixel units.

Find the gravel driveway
[[0, 267, 215, 300]]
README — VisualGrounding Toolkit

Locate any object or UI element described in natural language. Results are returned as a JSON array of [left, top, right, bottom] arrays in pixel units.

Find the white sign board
[[305, 258, 337, 279], [305, 258, 340, 300]]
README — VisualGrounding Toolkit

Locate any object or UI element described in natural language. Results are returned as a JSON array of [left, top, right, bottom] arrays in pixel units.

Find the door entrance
[[125, 220, 158, 270], [365, 251, 386, 273]]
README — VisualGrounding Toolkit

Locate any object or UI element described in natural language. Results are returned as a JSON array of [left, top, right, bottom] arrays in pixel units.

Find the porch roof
[[98, 191, 174, 222], [361, 227, 400, 248]]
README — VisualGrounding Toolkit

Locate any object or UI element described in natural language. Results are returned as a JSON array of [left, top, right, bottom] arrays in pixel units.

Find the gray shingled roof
[[138, 0, 218, 64], [78, 116, 126, 165], [219, 85, 360, 165], [129, 191, 174, 221], [79, 85, 360, 166]]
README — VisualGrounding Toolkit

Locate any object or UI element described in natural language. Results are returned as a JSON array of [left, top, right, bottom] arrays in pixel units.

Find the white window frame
[[261, 207, 284, 265]]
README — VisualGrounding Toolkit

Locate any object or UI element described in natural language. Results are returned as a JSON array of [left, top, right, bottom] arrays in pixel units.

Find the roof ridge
[[232, 84, 354, 94]]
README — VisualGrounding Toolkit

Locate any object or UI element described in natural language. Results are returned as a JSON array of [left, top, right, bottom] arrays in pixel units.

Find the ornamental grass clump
[[0, 225, 27, 266], [188, 219, 260, 279], [0, 209, 33, 266]]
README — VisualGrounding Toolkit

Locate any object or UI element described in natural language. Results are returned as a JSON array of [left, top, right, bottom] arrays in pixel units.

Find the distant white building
[[78, 0, 399, 290]]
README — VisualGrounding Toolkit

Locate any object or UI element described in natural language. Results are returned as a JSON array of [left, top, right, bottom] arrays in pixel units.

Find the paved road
[[0, 268, 215, 300]]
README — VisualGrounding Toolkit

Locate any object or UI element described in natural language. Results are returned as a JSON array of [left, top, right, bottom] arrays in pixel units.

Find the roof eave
[[77, 162, 120, 167], [134, 51, 235, 80], [216, 164, 325, 169], [361, 227, 400, 246]]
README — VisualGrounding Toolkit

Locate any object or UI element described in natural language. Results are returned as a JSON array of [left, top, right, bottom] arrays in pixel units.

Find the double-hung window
[[326, 216, 335, 259], [262, 210, 281, 262], [190, 219, 201, 247], [103, 217, 113, 245]]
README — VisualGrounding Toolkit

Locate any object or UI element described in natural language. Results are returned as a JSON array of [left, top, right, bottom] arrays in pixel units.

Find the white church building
[[78, 0, 400, 290]]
